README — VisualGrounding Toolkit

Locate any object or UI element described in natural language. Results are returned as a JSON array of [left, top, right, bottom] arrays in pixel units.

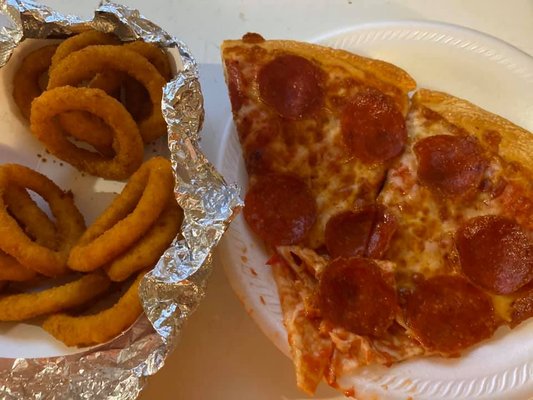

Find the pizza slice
[[379, 89, 533, 352], [221, 33, 415, 251], [221, 33, 417, 393]]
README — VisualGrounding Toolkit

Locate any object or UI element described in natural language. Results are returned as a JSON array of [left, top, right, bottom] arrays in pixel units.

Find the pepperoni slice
[[258, 54, 324, 119], [341, 87, 406, 164], [404, 275, 497, 354], [325, 209, 373, 258], [414, 134, 487, 196], [243, 174, 317, 246], [325, 204, 396, 259], [456, 215, 533, 295], [319, 257, 397, 336]]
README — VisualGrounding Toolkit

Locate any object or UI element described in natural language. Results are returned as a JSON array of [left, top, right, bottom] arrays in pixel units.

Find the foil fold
[[0, 0, 241, 398]]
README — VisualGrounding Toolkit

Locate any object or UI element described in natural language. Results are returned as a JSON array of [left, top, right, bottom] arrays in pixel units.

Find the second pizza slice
[[379, 89, 533, 353]]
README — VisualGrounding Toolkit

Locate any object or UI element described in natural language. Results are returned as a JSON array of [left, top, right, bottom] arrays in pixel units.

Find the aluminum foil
[[0, 0, 242, 398]]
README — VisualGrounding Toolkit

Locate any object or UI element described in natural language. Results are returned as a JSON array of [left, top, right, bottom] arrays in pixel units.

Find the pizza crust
[[413, 89, 533, 173], [222, 35, 416, 113]]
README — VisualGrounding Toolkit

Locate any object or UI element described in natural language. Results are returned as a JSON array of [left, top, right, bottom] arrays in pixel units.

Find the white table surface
[[39, 1, 533, 399]]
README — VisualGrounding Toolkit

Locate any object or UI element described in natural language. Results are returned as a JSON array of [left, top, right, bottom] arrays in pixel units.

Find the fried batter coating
[[50, 30, 120, 71], [12, 45, 58, 119], [0, 164, 85, 277], [0, 273, 110, 321], [0, 251, 37, 282], [105, 197, 182, 281], [48, 45, 167, 143], [4, 185, 58, 249], [30, 86, 144, 179], [68, 157, 174, 271], [42, 271, 145, 346]]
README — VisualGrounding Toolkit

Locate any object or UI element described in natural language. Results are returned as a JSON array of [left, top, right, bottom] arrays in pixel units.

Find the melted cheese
[[225, 44, 396, 249], [380, 104, 533, 332], [379, 106, 511, 277], [491, 294, 514, 322]]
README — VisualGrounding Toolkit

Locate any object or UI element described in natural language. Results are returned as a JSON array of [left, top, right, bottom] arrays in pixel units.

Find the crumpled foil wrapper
[[0, 0, 242, 398]]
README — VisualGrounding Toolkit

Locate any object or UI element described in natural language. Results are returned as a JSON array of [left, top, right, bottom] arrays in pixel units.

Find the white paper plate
[[0, 39, 171, 359], [216, 21, 533, 400]]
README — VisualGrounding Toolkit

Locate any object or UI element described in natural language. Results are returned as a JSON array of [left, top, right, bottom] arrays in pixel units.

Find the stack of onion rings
[[2, 30, 181, 348], [13, 30, 172, 179], [47, 45, 168, 144], [31, 86, 144, 180], [0, 159, 181, 347], [68, 156, 177, 272], [105, 197, 182, 282]]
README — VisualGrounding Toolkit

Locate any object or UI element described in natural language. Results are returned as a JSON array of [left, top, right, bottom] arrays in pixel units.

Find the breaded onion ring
[[4, 185, 58, 249], [124, 41, 172, 80], [30, 86, 144, 179], [50, 30, 122, 154], [50, 30, 123, 98], [11, 42, 115, 154], [12, 45, 58, 119], [50, 30, 120, 71], [0, 273, 111, 321], [0, 164, 85, 277], [122, 41, 172, 121], [56, 111, 114, 157], [56, 40, 172, 153], [0, 251, 37, 282], [0, 185, 62, 282], [68, 157, 174, 272], [48, 45, 167, 143], [105, 197, 182, 282], [42, 271, 145, 346], [55, 42, 172, 154]]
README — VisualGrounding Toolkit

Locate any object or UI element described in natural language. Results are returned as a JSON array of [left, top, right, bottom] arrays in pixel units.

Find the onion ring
[[50, 30, 123, 153], [4, 185, 58, 249], [42, 271, 145, 346], [50, 29, 123, 98], [50, 38, 171, 149], [30, 86, 144, 179], [56, 34, 116, 155], [0, 164, 85, 277], [0, 251, 37, 282], [50, 30, 120, 71], [56, 111, 115, 157], [55, 41, 172, 153], [11, 40, 115, 155], [122, 41, 172, 121], [124, 41, 172, 80], [0, 185, 60, 282], [0, 273, 110, 321], [48, 45, 167, 143], [12, 45, 58, 119], [68, 157, 174, 272], [105, 197, 182, 282]]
